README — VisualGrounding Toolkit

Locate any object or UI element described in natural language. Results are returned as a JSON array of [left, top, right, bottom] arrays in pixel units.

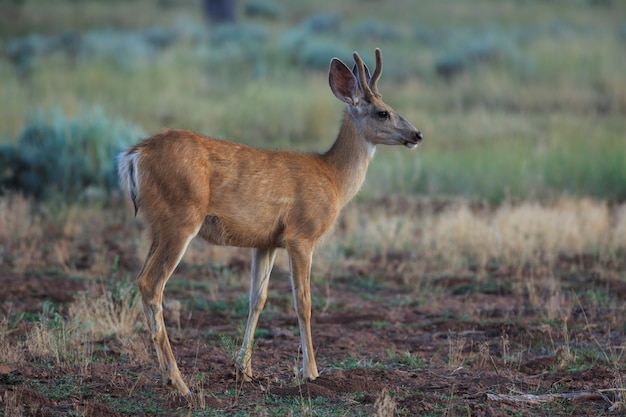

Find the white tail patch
[[117, 150, 140, 214]]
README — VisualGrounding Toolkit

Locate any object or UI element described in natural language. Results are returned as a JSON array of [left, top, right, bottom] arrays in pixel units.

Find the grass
[[1, 1, 625, 203], [1, 1, 626, 415], [1, 198, 624, 415]]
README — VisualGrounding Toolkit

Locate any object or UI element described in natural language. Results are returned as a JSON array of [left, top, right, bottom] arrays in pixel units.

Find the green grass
[[1, 4, 625, 413], [386, 347, 427, 370], [1, 0, 625, 203]]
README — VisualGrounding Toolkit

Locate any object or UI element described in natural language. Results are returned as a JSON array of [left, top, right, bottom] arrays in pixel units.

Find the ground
[[1, 244, 624, 416]]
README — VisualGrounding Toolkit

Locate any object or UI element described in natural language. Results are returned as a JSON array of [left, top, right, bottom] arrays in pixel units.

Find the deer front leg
[[236, 247, 277, 381], [287, 241, 319, 381]]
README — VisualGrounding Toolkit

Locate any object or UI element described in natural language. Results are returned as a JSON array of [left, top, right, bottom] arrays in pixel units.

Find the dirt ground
[[1, 249, 624, 416]]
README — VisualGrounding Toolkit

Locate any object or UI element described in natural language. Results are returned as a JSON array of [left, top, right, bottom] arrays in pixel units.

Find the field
[[1, 0, 626, 416]]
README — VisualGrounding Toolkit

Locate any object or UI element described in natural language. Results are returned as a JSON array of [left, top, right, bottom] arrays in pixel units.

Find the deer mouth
[[403, 131, 423, 149]]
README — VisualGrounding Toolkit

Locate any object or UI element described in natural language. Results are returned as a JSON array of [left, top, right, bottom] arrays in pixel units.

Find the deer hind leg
[[236, 247, 277, 381], [287, 241, 319, 381], [138, 227, 198, 396]]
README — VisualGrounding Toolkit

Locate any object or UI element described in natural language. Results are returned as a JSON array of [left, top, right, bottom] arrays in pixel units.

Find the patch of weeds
[[218, 332, 240, 362], [409, 319, 434, 330], [189, 294, 249, 317], [0, 372, 22, 385], [189, 296, 215, 312], [388, 294, 422, 308], [447, 332, 467, 369], [311, 292, 327, 312], [386, 346, 426, 370], [439, 310, 457, 321], [0, 317, 22, 364], [579, 288, 612, 306], [254, 327, 271, 339], [69, 276, 143, 341], [190, 408, 234, 417], [537, 318, 567, 328], [29, 375, 84, 401], [9, 311, 39, 323], [28, 301, 94, 369], [98, 390, 161, 415], [563, 346, 606, 372], [360, 292, 382, 303], [456, 313, 473, 322], [374, 320, 389, 330], [348, 276, 386, 292], [232, 294, 251, 318], [185, 372, 210, 413], [262, 394, 352, 417], [167, 278, 213, 293], [328, 355, 383, 372], [450, 279, 507, 296]]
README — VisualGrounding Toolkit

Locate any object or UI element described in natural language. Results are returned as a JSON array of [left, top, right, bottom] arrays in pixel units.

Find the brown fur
[[118, 49, 422, 395]]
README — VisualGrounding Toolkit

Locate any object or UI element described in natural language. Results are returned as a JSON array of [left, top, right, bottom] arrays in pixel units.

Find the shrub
[[298, 39, 352, 70], [209, 23, 268, 47], [280, 26, 351, 70], [244, 0, 282, 20], [205, 24, 269, 79], [5, 34, 51, 75], [79, 28, 160, 69], [435, 31, 520, 80], [301, 13, 341, 34], [351, 19, 404, 42], [414, 26, 439, 46], [0, 107, 143, 200]]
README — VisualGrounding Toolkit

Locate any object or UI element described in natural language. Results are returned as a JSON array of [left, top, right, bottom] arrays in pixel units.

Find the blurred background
[[1, 0, 625, 204]]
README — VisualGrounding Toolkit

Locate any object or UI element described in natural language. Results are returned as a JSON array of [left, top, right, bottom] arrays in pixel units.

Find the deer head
[[329, 48, 423, 149]]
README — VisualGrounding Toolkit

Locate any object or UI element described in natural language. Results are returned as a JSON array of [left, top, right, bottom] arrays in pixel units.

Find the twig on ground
[[487, 388, 626, 410]]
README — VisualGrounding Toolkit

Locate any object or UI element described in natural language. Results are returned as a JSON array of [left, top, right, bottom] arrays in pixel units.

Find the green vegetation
[[0, 107, 142, 199], [1, 1, 626, 416], [1, 0, 624, 202]]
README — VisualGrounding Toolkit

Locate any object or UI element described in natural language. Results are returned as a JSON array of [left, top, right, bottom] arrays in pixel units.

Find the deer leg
[[287, 241, 319, 381], [236, 247, 277, 381], [138, 230, 197, 396]]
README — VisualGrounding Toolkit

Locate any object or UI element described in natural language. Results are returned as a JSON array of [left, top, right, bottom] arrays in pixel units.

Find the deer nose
[[416, 131, 424, 141]]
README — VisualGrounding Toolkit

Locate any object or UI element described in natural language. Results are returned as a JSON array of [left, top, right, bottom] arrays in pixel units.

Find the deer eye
[[377, 111, 390, 120]]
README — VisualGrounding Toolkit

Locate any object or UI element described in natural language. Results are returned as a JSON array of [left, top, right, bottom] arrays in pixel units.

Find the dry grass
[[2, 194, 623, 284], [374, 391, 397, 417], [2, 195, 624, 370], [69, 282, 143, 340], [0, 318, 22, 365], [0, 195, 44, 273], [0, 195, 624, 416], [0, 195, 131, 274], [19, 279, 149, 369], [27, 303, 93, 370], [421, 198, 619, 272], [446, 332, 467, 370], [333, 198, 624, 274]]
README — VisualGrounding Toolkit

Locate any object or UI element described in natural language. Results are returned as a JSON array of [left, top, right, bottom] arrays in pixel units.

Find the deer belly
[[198, 214, 285, 248]]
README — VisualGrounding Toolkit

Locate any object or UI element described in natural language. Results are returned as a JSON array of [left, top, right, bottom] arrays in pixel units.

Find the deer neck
[[322, 111, 375, 208]]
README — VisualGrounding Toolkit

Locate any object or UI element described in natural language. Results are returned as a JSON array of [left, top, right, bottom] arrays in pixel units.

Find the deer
[[117, 48, 423, 396]]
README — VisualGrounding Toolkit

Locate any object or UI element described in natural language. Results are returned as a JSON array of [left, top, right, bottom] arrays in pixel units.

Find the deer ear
[[329, 58, 359, 105]]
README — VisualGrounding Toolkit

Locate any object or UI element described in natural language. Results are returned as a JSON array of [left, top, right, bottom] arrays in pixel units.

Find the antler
[[352, 49, 383, 100], [370, 48, 383, 96], [352, 52, 373, 100]]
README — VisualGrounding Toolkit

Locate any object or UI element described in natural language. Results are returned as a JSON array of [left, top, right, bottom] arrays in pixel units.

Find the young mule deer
[[118, 48, 423, 395]]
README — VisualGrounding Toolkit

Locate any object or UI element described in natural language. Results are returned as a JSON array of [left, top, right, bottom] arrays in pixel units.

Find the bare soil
[[1, 250, 624, 416]]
